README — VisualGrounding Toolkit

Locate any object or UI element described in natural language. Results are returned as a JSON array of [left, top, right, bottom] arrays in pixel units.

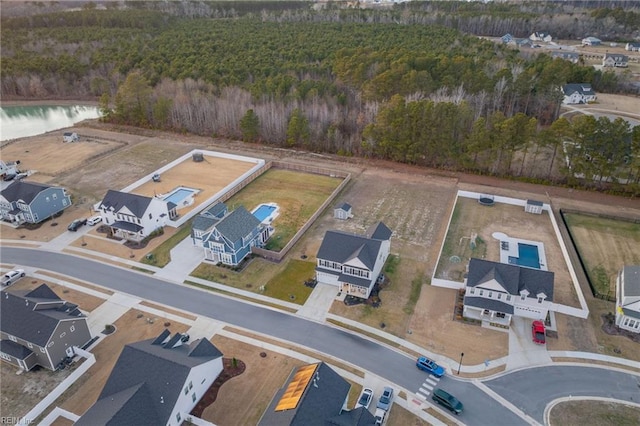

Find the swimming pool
[[508, 243, 541, 269], [253, 205, 276, 222], [163, 187, 197, 206]]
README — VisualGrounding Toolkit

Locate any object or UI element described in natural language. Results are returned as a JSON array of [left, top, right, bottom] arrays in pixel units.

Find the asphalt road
[[3, 247, 639, 425]]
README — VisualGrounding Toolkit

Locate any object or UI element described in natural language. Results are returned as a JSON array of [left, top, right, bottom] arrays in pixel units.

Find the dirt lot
[[549, 399, 640, 426]]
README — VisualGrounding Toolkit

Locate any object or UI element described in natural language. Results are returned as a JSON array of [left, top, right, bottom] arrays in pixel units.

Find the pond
[[0, 105, 101, 141]]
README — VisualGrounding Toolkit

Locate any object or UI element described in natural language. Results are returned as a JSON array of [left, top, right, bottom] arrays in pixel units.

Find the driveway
[[507, 317, 551, 370]]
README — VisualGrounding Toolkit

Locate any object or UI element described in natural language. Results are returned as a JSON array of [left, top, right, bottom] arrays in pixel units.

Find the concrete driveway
[[506, 316, 551, 370]]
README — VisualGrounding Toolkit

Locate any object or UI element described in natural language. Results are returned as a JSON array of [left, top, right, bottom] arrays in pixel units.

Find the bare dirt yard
[[549, 399, 640, 426]]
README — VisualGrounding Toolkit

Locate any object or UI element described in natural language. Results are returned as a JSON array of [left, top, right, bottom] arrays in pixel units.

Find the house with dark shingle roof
[[0, 284, 92, 371], [196, 204, 270, 266], [463, 258, 554, 326], [259, 362, 373, 426], [76, 329, 223, 426], [315, 222, 392, 299], [97, 190, 177, 242], [551, 51, 580, 64], [615, 265, 640, 334], [562, 83, 597, 105], [0, 181, 71, 224], [603, 53, 629, 67]]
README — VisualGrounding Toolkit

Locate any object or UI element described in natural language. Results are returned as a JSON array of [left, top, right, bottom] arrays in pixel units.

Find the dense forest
[[1, 1, 639, 195]]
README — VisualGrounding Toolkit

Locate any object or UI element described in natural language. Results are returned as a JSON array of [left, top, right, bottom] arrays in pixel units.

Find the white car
[[87, 215, 102, 226], [374, 407, 387, 425], [355, 387, 374, 410], [2, 269, 25, 286]]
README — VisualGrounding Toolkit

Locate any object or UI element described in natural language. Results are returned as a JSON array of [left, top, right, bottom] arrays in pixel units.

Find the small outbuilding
[[525, 200, 543, 214], [334, 202, 353, 220], [62, 132, 79, 143]]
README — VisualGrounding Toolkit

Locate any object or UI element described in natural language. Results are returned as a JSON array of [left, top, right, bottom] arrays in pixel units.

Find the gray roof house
[[0, 181, 71, 224], [77, 329, 223, 426], [603, 53, 629, 68], [615, 265, 640, 334], [259, 362, 374, 426], [463, 258, 554, 326], [562, 83, 597, 105], [98, 190, 177, 242], [626, 42, 640, 52], [316, 222, 392, 299], [0, 284, 92, 371], [196, 204, 271, 267], [582, 36, 601, 46], [551, 51, 580, 64]]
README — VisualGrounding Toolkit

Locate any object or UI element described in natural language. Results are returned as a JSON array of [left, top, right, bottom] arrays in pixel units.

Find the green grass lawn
[[263, 259, 315, 304], [224, 168, 342, 251], [190, 257, 315, 304], [141, 219, 193, 267]]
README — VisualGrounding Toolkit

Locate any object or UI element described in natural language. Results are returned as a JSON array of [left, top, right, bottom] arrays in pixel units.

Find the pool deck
[[492, 232, 548, 271]]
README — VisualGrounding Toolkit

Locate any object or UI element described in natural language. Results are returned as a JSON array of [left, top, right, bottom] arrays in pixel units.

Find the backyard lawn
[[224, 168, 342, 251], [563, 212, 640, 297]]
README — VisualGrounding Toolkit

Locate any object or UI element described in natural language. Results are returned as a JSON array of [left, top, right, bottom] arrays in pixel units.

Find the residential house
[[259, 362, 374, 426], [615, 266, 640, 334], [530, 32, 552, 42], [551, 51, 580, 64], [0, 284, 92, 371], [562, 83, 597, 105], [97, 190, 177, 242], [194, 203, 270, 267], [333, 202, 353, 220], [62, 132, 79, 143], [625, 42, 640, 52], [315, 222, 392, 299], [463, 258, 554, 326], [76, 329, 223, 426], [602, 53, 629, 67], [582, 36, 601, 46], [0, 160, 20, 179], [0, 181, 71, 225]]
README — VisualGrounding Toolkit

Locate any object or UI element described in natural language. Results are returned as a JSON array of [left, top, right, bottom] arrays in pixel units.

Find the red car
[[532, 320, 546, 344]]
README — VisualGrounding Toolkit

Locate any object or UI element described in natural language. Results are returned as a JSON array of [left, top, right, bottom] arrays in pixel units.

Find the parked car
[[355, 387, 374, 410], [67, 218, 87, 232], [532, 320, 546, 345], [377, 386, 394, 411], [3, 173, 16, 181], [87, 215, 103, 226], [416, 356, 445, 377], [432, 388, 463, 415], [374, 408, 387, 425], [2, 269, 25, 286]]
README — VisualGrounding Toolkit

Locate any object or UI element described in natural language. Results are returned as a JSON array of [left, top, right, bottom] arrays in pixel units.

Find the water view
[[0, 105, 101, 141]]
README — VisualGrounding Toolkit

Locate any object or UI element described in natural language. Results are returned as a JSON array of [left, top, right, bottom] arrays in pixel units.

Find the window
[[497, 293, 502, 300], [488, 291, 493, 298], [184, 387, 189, 396], [33, 213, 38, 221], [496, 312, 506, 319], [521, 295, 526, 301], [537, 297, 543, 304], [192, 393, 196, 402], [479, 290, 484, 296], [506, 295, 512, 302], [189, 381, 193, 390], [343, 266, 370, 279], [469, 288, 475, 295], [221, 254, 233, 265], [0, 353, 11, 361], [629, 319, 636, 328], [149, 213, 153, 219], [27, 343, 33, 349]]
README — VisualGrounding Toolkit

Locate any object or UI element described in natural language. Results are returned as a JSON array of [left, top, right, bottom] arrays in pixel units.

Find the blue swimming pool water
[[253, 205, 276, 222], [508, 243, 541, 269], [164, 188, 195, 205]]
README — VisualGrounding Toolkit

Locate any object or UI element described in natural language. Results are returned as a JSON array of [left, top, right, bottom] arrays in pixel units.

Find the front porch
[[463, 305, 512, 327]]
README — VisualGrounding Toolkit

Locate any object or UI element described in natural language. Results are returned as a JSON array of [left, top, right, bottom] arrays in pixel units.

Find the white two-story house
[[562, 84, 597, 105], [615, 265, 640, 334], [97, 190, 177, 242], [77, 329, 223, 426], [463, 258, 554, 327], [315, 222, 392, 299]]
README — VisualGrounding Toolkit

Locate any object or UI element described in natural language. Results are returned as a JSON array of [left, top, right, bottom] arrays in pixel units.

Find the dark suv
[[432, 388, 463, 415], [68, 218, 87, 232]]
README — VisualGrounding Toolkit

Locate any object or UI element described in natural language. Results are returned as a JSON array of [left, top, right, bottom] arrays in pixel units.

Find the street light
[[457, 352, 464, 375]]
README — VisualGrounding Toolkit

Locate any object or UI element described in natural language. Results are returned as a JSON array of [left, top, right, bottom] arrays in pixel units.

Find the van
[[432, 388, 463, 415], [87, 215, 102, 226]]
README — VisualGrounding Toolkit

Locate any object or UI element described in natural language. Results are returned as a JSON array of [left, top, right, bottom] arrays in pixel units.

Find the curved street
[[2, 247, 639, 425]]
